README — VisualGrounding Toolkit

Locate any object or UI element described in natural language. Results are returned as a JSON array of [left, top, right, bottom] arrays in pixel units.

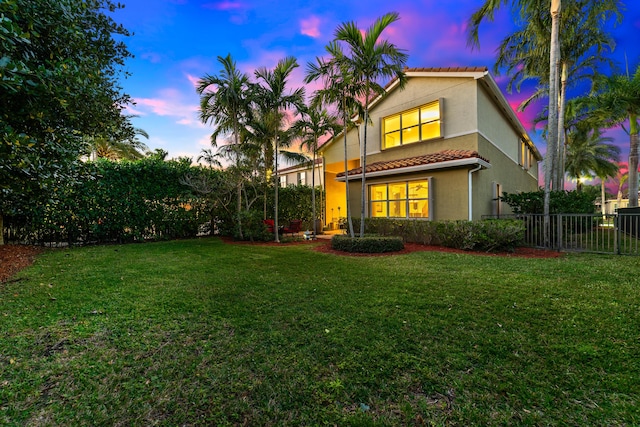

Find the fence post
[[615, 213, 620, 255], [556, 214, 562, 251]]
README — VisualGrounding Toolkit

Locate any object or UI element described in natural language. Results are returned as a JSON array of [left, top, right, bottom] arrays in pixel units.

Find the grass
[[1, 237, 639, 425]]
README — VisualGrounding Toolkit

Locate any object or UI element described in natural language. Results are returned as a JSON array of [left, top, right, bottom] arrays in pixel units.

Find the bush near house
[[354, 218, 524, 252], [501, 189, 597, 214]]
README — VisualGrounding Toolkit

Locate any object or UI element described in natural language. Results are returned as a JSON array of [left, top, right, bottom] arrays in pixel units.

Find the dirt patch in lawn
[[0, 245, 43, 283]]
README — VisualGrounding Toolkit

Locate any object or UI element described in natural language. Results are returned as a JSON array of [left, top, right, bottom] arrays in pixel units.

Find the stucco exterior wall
[[476, 84, 523, 163], [365, 77, 480, 156], [318, 71, 541, 225]]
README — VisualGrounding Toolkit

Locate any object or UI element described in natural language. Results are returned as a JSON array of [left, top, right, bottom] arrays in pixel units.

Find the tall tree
[[293, 104, 340, 237], [565, 125, 619, 193], [492, 0, 621, 190], [0, 0, 134, 244], [253, 57, 305, 242], [587, 64, 640, 207], [197, 54, 252, 239], [305, 44, 365, 238], [334, 12, 408, 237], [468, 0, 561, 247]]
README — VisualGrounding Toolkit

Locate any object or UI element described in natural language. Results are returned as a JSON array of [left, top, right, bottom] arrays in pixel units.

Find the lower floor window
[[369, 179, 430, 219]]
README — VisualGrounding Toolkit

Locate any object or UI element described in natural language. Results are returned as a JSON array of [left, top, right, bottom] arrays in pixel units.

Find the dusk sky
[[113, 0, 640, 178]]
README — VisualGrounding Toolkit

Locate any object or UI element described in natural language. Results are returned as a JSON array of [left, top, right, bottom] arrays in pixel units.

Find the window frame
[[368, 177, 432, 220], [382, 99, 442, 149], [297, 171, 306, 186]]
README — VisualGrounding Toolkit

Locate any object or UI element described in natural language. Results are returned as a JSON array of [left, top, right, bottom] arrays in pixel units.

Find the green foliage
[[234, 210, 272, 242], [356, 217, 525, 252], [5, 158, 209, 244], [435, 220, 524, 252], [266, 185, 323, 224], [501, 189, 597, 214], [0, 0, 133, 219], [331, 234, 404, 253]]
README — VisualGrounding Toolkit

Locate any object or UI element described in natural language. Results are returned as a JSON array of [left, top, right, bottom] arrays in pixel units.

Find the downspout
[[468, 165, 483, 221]]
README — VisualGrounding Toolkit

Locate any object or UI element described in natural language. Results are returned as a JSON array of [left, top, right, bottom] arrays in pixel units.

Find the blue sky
[[113, 0, 640, 173]]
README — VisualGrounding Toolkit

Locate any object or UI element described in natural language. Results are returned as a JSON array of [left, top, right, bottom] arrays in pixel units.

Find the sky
[[112, 0, 640, 183]]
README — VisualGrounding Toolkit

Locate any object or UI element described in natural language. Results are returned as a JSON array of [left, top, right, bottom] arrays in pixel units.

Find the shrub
[[353, 218, 524, 252], [331, 234, 404, 253], [501, 189, 597, 214], [436, 220, 524, 252]]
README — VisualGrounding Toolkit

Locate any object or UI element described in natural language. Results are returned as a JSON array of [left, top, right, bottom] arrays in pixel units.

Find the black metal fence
[[484, 213, 640, 255]]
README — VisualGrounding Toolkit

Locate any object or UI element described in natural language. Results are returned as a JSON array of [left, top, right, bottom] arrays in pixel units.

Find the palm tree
[[565, 124, 619, 193], [87, 126, 149, 160], [305, 44, 365, 238], [334, 12, 408, 237], [197, 148, 222, 169], [588, 64, 640, 207], [468, 0, 561, 247], [492, 0, 621, 189], [293, 103, 340, 237], [253, 56, 305, 242], [197, 54, 252, 239], [614, 168, 629, 210]]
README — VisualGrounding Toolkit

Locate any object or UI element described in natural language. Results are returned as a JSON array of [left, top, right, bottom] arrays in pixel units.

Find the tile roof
[[337, 150, 490, 177], [404, 66, 488, 73]]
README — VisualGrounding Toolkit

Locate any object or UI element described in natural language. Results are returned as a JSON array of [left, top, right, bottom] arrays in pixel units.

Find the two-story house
[[318, 67, 541, 229]]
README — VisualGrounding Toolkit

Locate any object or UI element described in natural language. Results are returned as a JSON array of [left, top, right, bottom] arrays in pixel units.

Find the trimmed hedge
[[331, 234, 404, 253], [353, 218, 524, 252]]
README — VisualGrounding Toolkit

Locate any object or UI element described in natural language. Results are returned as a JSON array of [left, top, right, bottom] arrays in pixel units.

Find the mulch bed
[[222, 237, 563, 259], [0, 245, 43, 283]]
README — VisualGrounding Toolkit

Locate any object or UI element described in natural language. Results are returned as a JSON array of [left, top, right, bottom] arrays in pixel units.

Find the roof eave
[[336, 157, 491, 182], [476, 73, 543, 161]]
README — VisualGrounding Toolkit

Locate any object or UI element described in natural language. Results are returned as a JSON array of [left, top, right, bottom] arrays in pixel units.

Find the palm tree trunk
[[544, 0, 561, 248], [0, 213, 4, 245], [342, 99, 355, 238], [601, 177, 606, 216], [233, 121, 244, 241], [628, 114, 639, 207], [311, 145, 317, 237], [556, 62, 568, 190], [359, 89, 369, 237], [274, 137, 281, 242]]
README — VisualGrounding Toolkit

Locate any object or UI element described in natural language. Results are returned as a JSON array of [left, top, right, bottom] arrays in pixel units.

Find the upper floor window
[[383, 100, 441, 149], [297, 171, 306, 186], [519, 140, 531, 170], [279, 175, 287, 188]]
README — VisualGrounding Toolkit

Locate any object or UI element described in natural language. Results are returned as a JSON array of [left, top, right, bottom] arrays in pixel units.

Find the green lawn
[[1, 238, 639, 426]]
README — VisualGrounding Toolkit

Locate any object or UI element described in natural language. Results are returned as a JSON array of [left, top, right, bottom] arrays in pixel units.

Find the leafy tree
[[334, 12, 408, 237], [0, 0, 134, 244]]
